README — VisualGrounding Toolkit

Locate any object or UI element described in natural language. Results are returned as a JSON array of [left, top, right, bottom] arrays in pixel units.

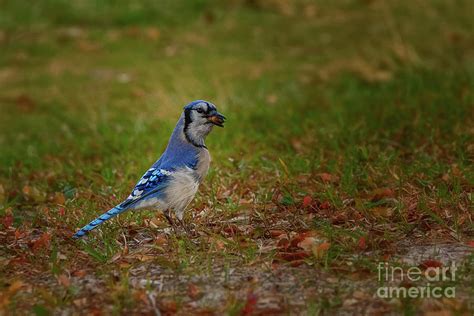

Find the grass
[[0, 0, 473, 314]]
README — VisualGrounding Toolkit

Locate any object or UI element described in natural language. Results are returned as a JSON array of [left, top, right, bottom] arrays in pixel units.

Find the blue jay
[[73, 100, 225, 239]]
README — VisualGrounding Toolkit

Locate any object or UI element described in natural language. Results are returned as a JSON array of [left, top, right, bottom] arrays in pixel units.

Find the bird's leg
[[164, 210, 178, 234]]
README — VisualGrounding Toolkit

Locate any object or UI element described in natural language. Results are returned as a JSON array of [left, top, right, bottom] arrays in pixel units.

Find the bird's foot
[[178, 219, 198, 238]]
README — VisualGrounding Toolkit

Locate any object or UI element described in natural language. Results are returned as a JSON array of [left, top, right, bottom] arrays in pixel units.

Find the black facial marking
[[184, 108, 192, 131], [183, 107, 207, 149]]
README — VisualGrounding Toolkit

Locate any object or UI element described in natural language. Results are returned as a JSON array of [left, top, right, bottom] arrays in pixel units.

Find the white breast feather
[[195, 149, 211, 183], [164, 167, 199, 220]]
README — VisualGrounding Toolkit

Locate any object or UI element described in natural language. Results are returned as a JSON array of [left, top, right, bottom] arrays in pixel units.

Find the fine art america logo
[[376, 262, 457, 299]]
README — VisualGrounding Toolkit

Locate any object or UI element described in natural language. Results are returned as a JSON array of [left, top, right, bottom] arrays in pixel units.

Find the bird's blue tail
[[73, 205, 128, 239]]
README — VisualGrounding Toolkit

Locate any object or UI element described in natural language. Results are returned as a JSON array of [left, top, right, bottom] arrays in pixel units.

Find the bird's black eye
[[196, 108, 204, 114]]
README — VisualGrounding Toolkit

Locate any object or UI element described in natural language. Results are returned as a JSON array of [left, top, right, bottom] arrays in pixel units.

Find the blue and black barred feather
[[72, 168, 172, 239]]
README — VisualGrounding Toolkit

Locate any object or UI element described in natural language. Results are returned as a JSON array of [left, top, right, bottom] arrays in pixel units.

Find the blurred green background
[[0, 0, 473, 314], [0, 0, 472, 183]]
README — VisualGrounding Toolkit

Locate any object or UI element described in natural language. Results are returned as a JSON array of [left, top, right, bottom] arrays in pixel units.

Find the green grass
[[0, 0, 473, 314]]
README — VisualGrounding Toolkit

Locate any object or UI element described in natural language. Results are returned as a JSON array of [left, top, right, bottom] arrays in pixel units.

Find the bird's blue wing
[[73, 167, 172, 239], [119, 167, 172, 208]]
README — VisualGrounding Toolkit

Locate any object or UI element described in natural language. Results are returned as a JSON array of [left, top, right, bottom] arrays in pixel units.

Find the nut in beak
[[208, 113, 226, 127]]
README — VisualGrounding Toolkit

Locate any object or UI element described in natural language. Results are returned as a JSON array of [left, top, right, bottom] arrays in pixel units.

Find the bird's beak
[[208, 112, 226, 127]]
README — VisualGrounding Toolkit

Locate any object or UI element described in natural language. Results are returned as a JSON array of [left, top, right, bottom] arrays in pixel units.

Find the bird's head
[[183, 100, 226, 147]]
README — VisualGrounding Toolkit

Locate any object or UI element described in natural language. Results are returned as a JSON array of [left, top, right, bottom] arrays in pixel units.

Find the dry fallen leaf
[[58, 274, 70, 287], [318, 173, 339, 184], [187, 283, 202, 300], [290, 230, 319, 248], [223, 224, 241, 236], [155, 234, 168, 246], [22, 185, 46, 202], [2, 214, 13, 228], [72, 270, 87, 277], [160, 299, 177, 313], [0, 280, 24, 308], [15, 94, 36, 112], [145, 27, 160, 41], [242, 291, 258, 316], [73, 298, 87, 307], [51, 192, 66, 204], [8, 280, 23, 294], [370, 188, 395, 201], [319, 201, 330, 210], [269, 229, 286, 238], [32, 232, 51, 252], [312, 242, 331, 259], [302, 196, 312, 208], [278, 251, 310, 261], [370, 206, 393, 218], [277, 237, 290, 249], [297, 237, 320, 252], [290, 259, 306, 267], [419, 260, 443, 270], [358, 237, 367, 250]]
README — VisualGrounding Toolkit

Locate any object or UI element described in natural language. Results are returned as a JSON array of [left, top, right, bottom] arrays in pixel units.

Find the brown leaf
[[223, 224, 241, 236], [290, 230, 319, 248], [290, 259, 306, 267], [358, 237, 367, 250], [1, 280, 23, 308], [14, 229, 25, 239], [72, 270, 87, 277], [214, 239, 225, 250], [32, 232, 51, 252], [73, 298, 87, 307], [330, 212, 347, 224], [15, 94, 36, 112], [145, 27, 160, 41], [7, 256, 29, 266], [58, 274, 70, 287], [241, 291, 258, 316], [77, 40, 100, 52], [370, 188, 395, 201], [297, 237, 319, 252], [318, 173, 339, 184], [277, 237, 290, 249], [2, 214, 13, 228], [269, 229, 286, 238], [278, 251, 310, 261], [51, 192, 66, 204], [8, 280, 24, 294], [266, 94, 278, 104], [370, 206, 393, 218], [467, 241, 474, 247], [187, 283, 202, 300], [160, 299, 177, 313], [311, 242, 331, 259], [419, 260, 443, 270], [302, 196, 312, 208], [319, 201, 330, 210], [22, 185, 46, 202], [133, 289, 148, 305], [137, 255, 155, 262], [155, 234, 168, 246]]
